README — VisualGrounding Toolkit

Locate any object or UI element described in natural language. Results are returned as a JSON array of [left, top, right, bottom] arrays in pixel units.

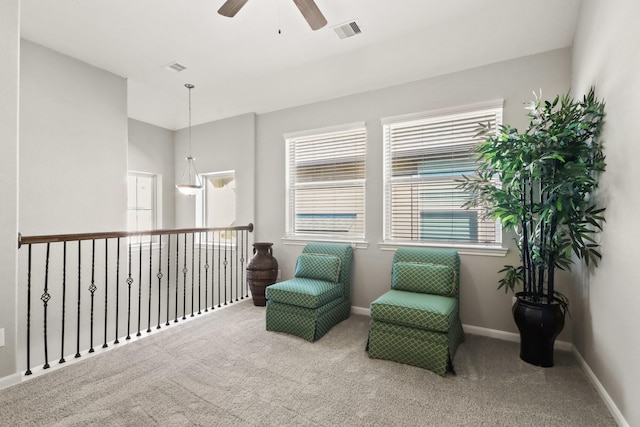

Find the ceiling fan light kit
[[218, 0, 327, 30]]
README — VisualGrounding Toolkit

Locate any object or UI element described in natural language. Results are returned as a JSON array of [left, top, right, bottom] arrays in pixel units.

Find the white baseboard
[[572, 347, 629, 427], [463, 324, 520, 343], [462, 324, 573, 352], [0, 372, 22, 391], [351, 305, 370, 316]]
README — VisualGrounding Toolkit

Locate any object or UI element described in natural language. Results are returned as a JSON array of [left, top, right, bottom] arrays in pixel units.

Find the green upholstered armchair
[[367, 248, 464, 376], [265, 243, 354, 342]]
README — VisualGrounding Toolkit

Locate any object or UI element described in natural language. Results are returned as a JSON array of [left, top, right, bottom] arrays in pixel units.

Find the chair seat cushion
[[266, 278, 343, 309], [370, 289, 458, 333]]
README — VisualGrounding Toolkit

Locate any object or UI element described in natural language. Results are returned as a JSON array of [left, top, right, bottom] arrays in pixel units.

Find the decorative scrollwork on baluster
[[126, 240, 133, 340], [157, 234, 163, 330], [205, 231, 210, 311], [41, 242, 52, 369]]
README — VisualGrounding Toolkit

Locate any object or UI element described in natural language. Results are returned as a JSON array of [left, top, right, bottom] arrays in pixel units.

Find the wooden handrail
[[18, 223, 254, 248]]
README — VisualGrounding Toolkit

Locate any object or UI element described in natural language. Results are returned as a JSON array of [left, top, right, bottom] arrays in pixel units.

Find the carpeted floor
[[0, 300, 615, 426]]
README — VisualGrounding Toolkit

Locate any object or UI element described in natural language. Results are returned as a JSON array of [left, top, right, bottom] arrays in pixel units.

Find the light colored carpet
[[0, 300, 614, 426]]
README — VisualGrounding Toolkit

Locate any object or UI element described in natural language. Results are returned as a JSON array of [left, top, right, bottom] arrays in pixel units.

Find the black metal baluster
[[236, 230, 245, 299], [25, 244, 32, 375], [75, 241, 81, 358], [137, 238, 142, 336], [89, 240, 96, 353], [174, 233, 179, 323], [41, 243, 51, 369], [103, 239, 108, 349], [166, 234, 171, 326], [205, 232, 210, 311], [147, 236, 153, 333], [182, 233, 187, 320], [228, 234, 234, 303], [114, 238, 121, 344], [157, 235, 163, 330], [235, 230, 239, 302], [198, 232, 202, 315], [191, 233, 195, 317], [244, 230, 249, 298], [213, 233, 217, 307], [224, 234, 228, 306], [126, 239, 133, 340], [59, 242, 67, 363], [217, 231, 221, 308]]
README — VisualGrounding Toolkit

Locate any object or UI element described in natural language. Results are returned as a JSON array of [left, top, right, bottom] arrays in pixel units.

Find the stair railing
[[17, 224, 254, 376]]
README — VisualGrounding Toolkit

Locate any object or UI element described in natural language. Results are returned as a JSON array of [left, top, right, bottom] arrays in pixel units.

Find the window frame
[[195, 170, 236, 229], [193, 170, 238, 249], [127, 171, 162, 245], [380, 101, 507, 256], [283, 122, 368, 247]]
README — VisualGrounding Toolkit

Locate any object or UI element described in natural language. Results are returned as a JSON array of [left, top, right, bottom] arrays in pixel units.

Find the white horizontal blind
[[383, 105, 502, 245], [286, 124, 366, 240]]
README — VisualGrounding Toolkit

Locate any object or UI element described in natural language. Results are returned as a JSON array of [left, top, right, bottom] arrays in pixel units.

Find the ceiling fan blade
[[292, 0, 327, 31], [218, 0, 250, 17]]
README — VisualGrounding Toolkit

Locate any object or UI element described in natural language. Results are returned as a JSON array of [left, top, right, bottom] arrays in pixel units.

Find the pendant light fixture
[[176, 83, 203, 196]]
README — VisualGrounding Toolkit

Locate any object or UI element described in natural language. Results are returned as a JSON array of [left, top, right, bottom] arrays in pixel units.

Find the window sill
[[378, 241, 508, 257], [282, 237, 369, 250]]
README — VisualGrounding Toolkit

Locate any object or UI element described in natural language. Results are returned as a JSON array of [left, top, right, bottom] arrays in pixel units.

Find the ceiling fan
[[218, 0, 327, 31]]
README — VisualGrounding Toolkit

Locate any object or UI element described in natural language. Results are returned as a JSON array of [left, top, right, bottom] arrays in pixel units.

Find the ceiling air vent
[[165, 61, 187, 72], [333, 21, 362, 39]]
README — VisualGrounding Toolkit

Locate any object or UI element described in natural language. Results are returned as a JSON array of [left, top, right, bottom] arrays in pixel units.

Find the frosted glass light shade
[[176, 156, 202, 196]]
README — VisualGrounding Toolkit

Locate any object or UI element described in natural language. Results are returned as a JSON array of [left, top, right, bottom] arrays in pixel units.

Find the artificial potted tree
[[459, 88, 606, 367]]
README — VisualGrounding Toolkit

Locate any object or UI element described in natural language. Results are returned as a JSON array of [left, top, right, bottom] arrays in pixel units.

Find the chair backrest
[[392, 248, 460, 298], [302, 243, 354, 300]]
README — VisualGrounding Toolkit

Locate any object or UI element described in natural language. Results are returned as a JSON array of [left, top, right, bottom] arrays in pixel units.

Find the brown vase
[[246, 242, 278, 306]]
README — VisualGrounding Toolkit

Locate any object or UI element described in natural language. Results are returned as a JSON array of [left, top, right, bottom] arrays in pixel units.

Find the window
[[285, 122, 366, 241], [382, 101, 503, 247], [127, 172, 160, 242], [196, 171, 236, 236]]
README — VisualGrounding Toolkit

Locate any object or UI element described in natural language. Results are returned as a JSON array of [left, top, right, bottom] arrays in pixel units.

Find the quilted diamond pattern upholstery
[[266, 299, 351, 342], [294, 254, 342, 283], [304, 243, 353, 299], [370, 289, 457, 332], [367, 248, 464, 376], [265, 278, 342, 309], [392, 262, 456, 295], [393, 248, 460, 297], [265, 243, 353, 342], [368, 322, 450, 375]]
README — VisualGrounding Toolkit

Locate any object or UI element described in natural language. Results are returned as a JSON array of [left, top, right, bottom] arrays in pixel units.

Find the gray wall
[[255, 48, 574, 338], [20, 40, 128, 235], [16, 40, 128, 371], [174, 112, 256, 230], [0, 0, 20, 381], [128, 118, 176, 229], [572, 0, 640, 425]]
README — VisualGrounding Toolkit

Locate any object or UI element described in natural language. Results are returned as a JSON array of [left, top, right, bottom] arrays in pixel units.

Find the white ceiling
[[20, 0, 582, 130]]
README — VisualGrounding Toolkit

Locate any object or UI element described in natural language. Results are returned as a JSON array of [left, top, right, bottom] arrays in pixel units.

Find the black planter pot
[[512, 292, 565, 367]]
